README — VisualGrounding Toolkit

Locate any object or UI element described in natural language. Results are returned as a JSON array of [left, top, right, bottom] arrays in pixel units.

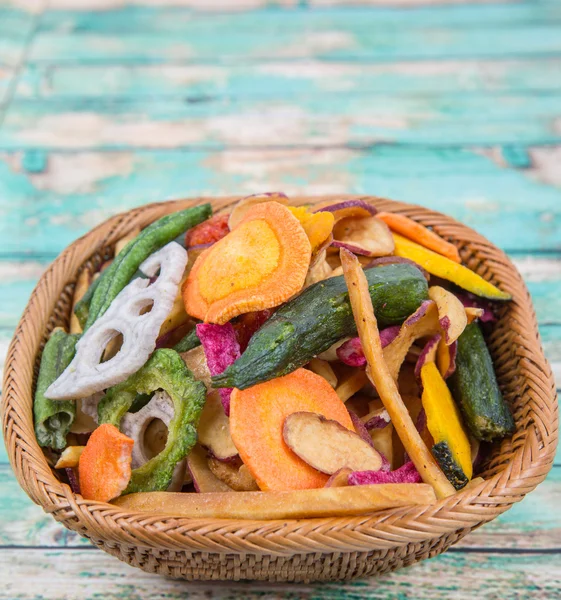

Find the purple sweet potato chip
[[196, 323, 241, 415], [65, 468, 81, 495], [336, 326, 400, 367], [455, 292, 496, 323], [314, 199, 377, 221], [362, 410, 391, 432], [349, 410, 375, 448], [348, 461, 422, 485]]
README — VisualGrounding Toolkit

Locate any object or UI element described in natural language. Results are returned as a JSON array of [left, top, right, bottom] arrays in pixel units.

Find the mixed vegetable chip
[[36, 196, 515, 518]]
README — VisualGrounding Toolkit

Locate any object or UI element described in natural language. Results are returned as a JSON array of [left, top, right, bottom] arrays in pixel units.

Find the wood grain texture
[[0, 148, 559, 254], [2, 94, 561, 147], [36, 3, 561, 33], [24, 26, 561, 63], [15, 59, 561, 99], [2, 548, 561, 599]]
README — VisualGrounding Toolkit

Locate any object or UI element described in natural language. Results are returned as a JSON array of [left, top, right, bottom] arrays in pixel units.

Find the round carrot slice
[[78, 423, 134, 502], [183, 201, 311, 325], [230, 368, 354, 491]]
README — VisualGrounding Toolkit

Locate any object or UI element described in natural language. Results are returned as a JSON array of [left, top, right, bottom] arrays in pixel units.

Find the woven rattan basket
[[2, 196, 558, 582]]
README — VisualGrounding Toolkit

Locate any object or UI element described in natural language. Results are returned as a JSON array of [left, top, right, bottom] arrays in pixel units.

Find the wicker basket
[[2, 196, 558, 583]]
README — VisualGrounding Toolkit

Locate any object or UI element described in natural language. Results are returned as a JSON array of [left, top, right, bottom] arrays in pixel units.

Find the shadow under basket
[[2, 196, 558, 583]]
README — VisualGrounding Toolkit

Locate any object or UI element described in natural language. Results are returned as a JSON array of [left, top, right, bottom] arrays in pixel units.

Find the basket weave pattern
[[2, 196, 558, 582]]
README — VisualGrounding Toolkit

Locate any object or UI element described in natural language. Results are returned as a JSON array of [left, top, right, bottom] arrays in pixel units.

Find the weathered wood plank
[[46, 0, 297, 10], [1, 546, 560, 598], [2, 94, 561, 148], [37, 3, 561, 34], [0, 463, 559, 549], [0, 6, 36, 37], [0, 35, 27, 69], [0, 466, 89, 547], [0, 148, 559, 253], [0, 67, 14, 104], [26, 25, 561, 64], [15, 59, 561, 100]]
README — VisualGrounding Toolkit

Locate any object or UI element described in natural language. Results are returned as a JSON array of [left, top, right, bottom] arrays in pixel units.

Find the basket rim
[[2, 195, 558, 557]]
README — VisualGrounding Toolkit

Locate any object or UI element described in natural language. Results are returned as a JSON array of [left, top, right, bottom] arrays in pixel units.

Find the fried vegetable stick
[[339, 248, 456, 499], [70, 268, 91, 334], [113, 483, 436, 519]]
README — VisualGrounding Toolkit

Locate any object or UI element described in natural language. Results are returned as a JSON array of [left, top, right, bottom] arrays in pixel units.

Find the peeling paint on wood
[[15, 59, 561, 99], [2, 94, 561, 148], [0, 148, 560, 253], [25, 26, 561, 63], [36, 3, 561, 33]]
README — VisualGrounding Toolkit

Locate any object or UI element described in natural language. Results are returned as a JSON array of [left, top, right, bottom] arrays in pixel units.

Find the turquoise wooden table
[[1, 0, 560, 597]]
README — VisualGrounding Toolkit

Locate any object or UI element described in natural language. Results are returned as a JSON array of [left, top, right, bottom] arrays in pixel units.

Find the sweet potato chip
[[283, 412, 383, 475]]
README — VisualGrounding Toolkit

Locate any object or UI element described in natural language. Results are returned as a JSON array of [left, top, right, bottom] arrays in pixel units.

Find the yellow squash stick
[[113, 483, 436, 519], [340, 248, 456, 500], [393, 233, 511, 301]]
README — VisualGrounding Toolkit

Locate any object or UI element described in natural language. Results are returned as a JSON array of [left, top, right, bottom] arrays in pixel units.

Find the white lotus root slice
[[70, 392, 104, 432], [120, 391, 185, 492], [79, 392, 105, 424], [45, 242, 188, 400]]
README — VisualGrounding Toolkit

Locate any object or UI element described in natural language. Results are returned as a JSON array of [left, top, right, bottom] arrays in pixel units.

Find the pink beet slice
[[196, 323, 241, 415], [348, 461, 422, 485]]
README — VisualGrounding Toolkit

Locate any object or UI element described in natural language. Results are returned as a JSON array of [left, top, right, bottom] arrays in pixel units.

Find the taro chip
[[348, 461, 422, 485], [196, 323, 241, 415], [315, 199, 377, 223], [331, 216, 395, 258]]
